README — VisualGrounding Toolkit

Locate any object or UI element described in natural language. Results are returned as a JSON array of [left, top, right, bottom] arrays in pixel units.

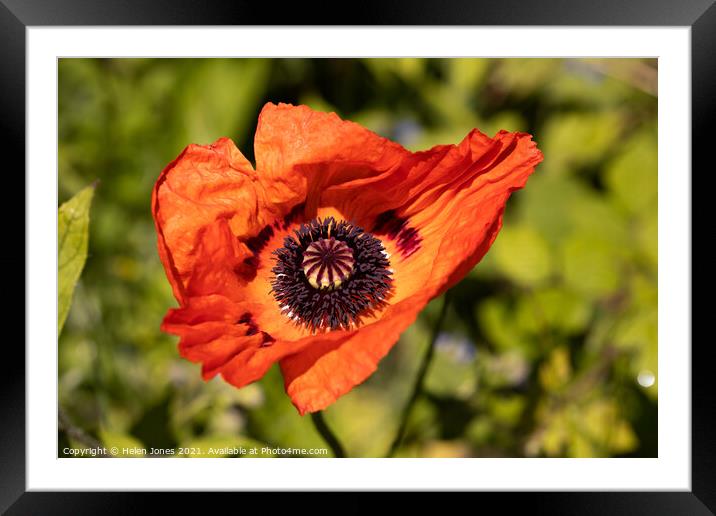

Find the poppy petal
[[278, 292, 430, 414], [154, 104, 543, 415], [321, 129, 543, 303], [163, 294, 314, 386], [279, 215, 507, 414], [152, 137, 272, 304], [277, 130, 542, 414], [161, 294, 269, 383], [392, 130, 543, 303], [254, 102, 410, 214]]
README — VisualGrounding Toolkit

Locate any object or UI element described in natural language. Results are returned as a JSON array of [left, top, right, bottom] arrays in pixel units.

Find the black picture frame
[[2, 0, 710, 513]]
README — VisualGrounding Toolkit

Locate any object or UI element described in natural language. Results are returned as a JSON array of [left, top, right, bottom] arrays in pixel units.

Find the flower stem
[[387, 290, 451, 457], [310, 411, 346, 458]]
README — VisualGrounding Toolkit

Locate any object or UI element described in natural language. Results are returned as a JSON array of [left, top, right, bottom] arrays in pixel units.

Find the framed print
[[2, 0, 712, 513]]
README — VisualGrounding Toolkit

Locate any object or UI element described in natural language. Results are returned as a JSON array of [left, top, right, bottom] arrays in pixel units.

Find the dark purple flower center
[[302, 237, 355, 290], [270, 217, 393, 332]]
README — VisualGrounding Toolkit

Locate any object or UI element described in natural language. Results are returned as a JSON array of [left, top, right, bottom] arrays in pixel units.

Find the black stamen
[[270, 217, 393, 332]]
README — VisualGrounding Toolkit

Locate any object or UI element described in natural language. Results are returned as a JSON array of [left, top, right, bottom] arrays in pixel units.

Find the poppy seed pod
[[152, 102, 543, 415]]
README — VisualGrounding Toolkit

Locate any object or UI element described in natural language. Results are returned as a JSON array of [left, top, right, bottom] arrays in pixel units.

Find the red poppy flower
[[152, 103, 543, 415]]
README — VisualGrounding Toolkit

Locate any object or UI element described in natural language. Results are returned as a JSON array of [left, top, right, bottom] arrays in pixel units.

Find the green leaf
[[494, 59, 560, 97], [58, 184, 95, 335], [560, 234, 621, 298], [516, 174, 588, 245], [178, 59, 270, 145], [516, 287, 593, 335], [487, 394, 526, 426], [605, 129, 657, 215], [476, 298, 538, 360], [448, 58, 490, 93], [492, 225, 553, 286], [539, 346, 572, 392], [541, 110, 624, 175]]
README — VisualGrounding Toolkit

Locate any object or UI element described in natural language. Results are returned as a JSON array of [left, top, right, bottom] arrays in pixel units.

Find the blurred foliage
[[58, 58, 657, 458]]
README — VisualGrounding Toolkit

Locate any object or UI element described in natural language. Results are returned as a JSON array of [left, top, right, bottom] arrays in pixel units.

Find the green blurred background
[[58, 58, 657, 458]]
